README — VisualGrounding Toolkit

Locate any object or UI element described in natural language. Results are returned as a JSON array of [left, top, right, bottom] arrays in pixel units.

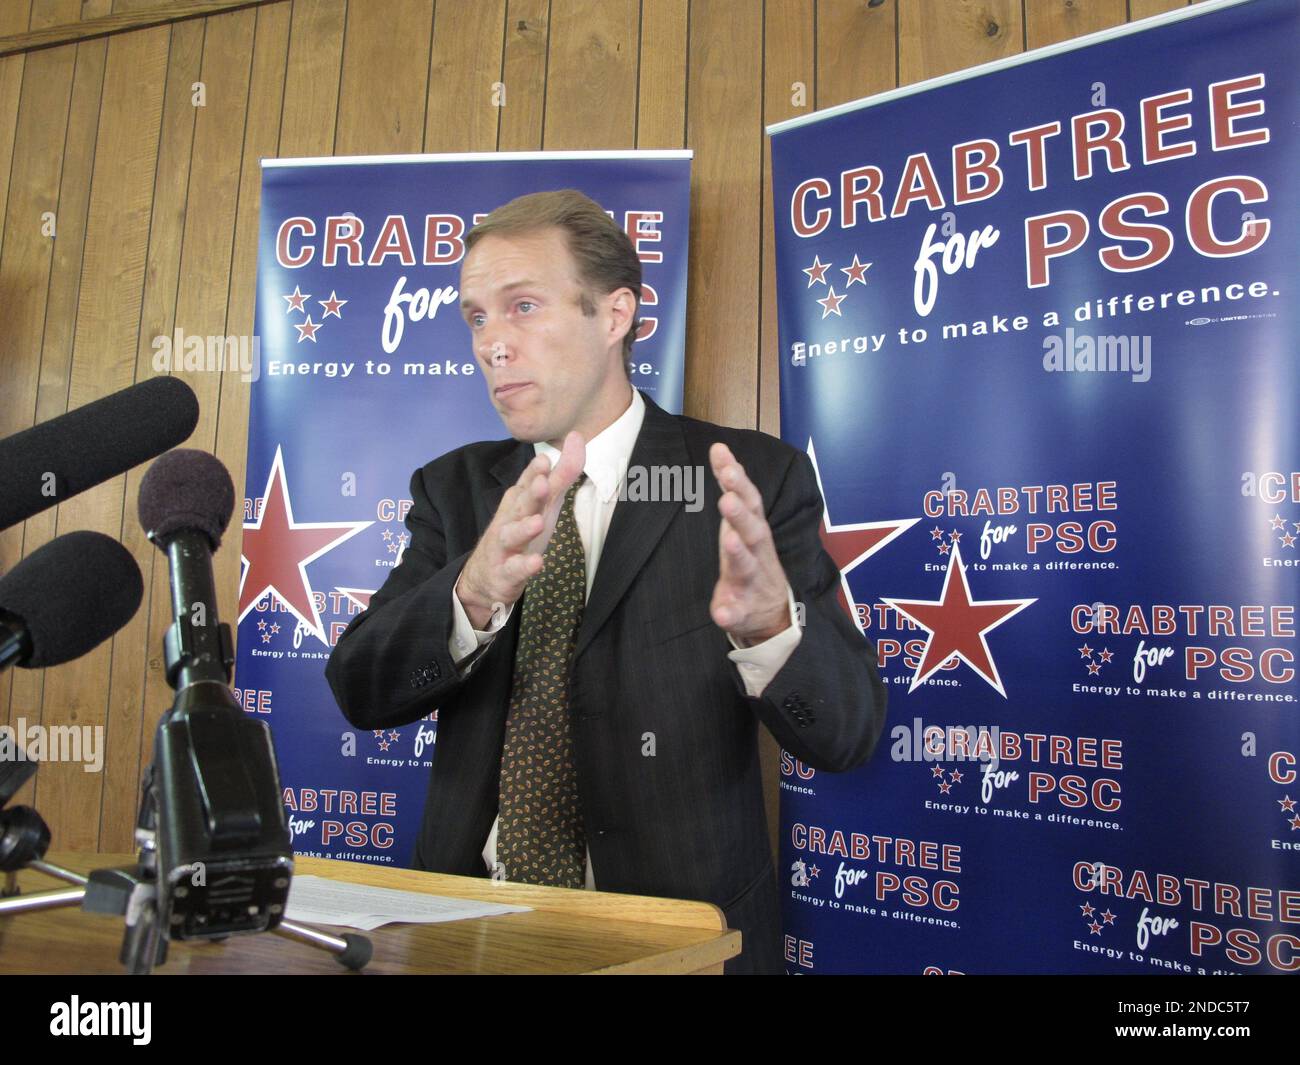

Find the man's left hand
[[708, 442, 792, 647]]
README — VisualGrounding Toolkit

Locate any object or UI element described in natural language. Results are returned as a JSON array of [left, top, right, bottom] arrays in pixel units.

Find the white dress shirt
[[447, 388, 802, 888]]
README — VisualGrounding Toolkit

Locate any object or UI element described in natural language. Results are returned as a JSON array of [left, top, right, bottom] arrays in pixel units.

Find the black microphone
[[138, 447, 236, 691], [136, 449, 292, 942], [0, 530, 143, 672], [0, 376, 199, 532]]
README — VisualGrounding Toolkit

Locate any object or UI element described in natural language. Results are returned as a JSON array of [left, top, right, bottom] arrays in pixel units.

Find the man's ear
[[606, 286, 638, 347]]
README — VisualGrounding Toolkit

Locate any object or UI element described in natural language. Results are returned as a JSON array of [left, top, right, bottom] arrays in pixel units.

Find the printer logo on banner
[[237, 153, 690, 866], [770, 0, 1297, 974]]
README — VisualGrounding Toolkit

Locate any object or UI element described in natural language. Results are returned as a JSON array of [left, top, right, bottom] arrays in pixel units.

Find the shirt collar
[[533, 388, 646, 503]]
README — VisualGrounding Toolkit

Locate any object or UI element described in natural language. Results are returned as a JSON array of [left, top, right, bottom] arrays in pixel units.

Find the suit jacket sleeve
[[737, 446, 888, 773], [324, 464, 476, 730]]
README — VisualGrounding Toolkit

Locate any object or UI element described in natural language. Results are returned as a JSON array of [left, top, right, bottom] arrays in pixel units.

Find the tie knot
[[564, 473, 586, 503]]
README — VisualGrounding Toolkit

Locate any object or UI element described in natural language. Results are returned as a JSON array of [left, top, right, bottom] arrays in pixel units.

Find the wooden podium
[[0, 852, 740, 974]]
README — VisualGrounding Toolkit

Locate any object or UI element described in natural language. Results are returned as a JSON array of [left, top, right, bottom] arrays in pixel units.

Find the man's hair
[[465, 189, 642, 369]]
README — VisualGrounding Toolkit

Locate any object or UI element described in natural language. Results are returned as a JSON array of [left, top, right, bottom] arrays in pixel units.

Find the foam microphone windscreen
[[137, 449, 235, 550], [0, 530, 144, 668], [0, 376, 199, 532]]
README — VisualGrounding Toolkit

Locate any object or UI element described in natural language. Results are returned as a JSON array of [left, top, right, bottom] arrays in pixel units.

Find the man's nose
[[476, 330, 512, 367]]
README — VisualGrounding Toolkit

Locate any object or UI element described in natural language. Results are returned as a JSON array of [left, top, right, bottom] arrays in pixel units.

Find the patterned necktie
[[496, 474, 588, 887]]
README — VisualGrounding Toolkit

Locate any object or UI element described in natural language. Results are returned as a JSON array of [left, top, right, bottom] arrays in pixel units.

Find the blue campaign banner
[[236, 152, 689, 867], [769, 0, 1298, 974]]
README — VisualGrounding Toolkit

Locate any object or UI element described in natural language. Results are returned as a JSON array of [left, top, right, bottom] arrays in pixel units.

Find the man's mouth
[[494, 382, 532, 399]]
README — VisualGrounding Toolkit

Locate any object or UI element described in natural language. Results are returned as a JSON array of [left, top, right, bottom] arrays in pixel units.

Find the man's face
[[459, 227, 627, 445]]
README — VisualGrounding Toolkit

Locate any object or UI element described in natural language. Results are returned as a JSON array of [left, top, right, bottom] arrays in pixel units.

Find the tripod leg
[[273, 918, 372, 970]]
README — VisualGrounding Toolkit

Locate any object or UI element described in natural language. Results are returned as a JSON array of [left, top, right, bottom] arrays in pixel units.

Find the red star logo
[[807, 439, 917, 625], [1098, 648, 1114, 663], [949, 768, 963, 783], [803, 256, 830, 286], [840, 254, 872, 286], [1280, 532, 1296, 548], [319, 290, 348, 318], [1080, 902, 1095, 917], [1078, 644, 1094, 658], [283, 285, 311, 313], [931, 765, 945, 778], [1101, 910, 1116, 925], [294, 316, 321, 343], [1088, 920, 1103, 935], [1087, 662, 1101, 675], [1280, 795, 1297, 813], [930, 526, 944, 541], [937, 780, 952, 794], [1291, 814, 1300, 830], [949, 529, 962, 543], [816, 287, 845, 318], [809, 865, 820, 878], [882, 543, 1035, 697], [239, 447, 372, 645], [1269, 514, 1286, 530]]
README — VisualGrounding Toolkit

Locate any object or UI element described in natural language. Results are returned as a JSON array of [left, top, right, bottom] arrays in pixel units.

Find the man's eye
[[470, 314, 485, 327], [516, 301, 535, 313]]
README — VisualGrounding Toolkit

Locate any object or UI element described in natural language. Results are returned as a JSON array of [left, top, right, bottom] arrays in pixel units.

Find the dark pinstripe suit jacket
[[324, 390, 887, 973]]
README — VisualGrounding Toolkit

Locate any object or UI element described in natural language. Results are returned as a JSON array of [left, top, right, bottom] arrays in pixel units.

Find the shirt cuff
[[726, 583, 803, 697], [450, 577, 514, 668]]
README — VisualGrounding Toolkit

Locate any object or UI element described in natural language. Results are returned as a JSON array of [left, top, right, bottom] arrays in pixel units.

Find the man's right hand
[[455, 431, 586, 629]]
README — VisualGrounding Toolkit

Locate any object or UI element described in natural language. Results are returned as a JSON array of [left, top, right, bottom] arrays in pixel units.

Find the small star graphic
[[319, 290, 348, 318], [937, 542, 951, 555], [261, 633, 271, 644], [1291, 814, 1300, 831], [1080, 903, 1095, 918], [378, 739, 391, 751], [1268, 514, 1286, 530], [387, 539, 401, 555], [1098, 648, 1114, 663], [397, 533, 409, 548], [1088, 921, 1103, 935], [294, 316, 321, 343], [1078, 644, 1094, 659], [1279, 796, 1296, 813], [388, 730, 399, 742], [373, 730, 385, 738], [257, 620, 267, 631], [949, 529, 962, 543], [270, 622, 281, 635], [840, 254, 872, 286], [816, 287, 846, 318], [1101, 910, 1116, 925], [382, 529, 393, 541], [1293, 521, 1300, 534], [809, 865, 820, 879], [949, 768, 963, 783], [803, 256, 830, 286], [930, 526, 945, 541], [1087, 662, 1101, 675], [931, 765, 946, 778], [1280, 532, 1296, 548], [938, 780, 952, 794], [283, 286, 310, 313]]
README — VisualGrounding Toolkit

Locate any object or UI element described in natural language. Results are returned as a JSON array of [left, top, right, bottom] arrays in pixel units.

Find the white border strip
[[767, 0, 1255, 137], [263, 149, 694, 169]]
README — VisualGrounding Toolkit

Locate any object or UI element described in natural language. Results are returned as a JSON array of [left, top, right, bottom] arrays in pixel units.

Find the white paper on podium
[[285, 875, 532, 931]]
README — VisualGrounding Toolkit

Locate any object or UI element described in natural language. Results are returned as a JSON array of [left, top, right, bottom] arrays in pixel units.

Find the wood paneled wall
[[0, 0, 1200, 857]]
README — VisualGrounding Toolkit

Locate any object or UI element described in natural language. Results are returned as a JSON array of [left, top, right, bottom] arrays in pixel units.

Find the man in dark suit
[[325, 189, 887, 974]]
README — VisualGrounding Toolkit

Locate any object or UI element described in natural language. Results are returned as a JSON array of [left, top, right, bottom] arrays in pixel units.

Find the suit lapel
[[575, 391, 689, 660]]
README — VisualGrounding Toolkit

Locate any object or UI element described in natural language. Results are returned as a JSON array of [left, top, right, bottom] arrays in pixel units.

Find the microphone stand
[[0, 603, 372, 974]]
